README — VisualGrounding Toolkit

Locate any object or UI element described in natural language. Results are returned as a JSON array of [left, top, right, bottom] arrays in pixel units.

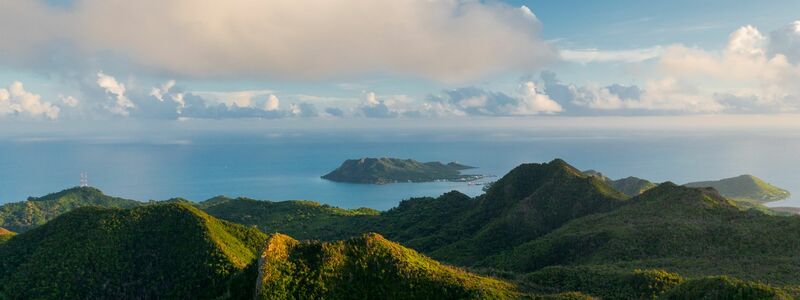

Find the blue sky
[[1, 0, 800, 128]]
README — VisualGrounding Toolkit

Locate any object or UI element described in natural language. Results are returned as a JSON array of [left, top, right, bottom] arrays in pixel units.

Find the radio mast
[[80, 172, 89, 187]]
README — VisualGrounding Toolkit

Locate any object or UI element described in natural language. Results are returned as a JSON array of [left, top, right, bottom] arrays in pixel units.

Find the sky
[[2, 0, 800, 133]]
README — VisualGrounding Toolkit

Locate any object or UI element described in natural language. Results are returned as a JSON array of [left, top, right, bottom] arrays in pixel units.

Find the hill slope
[[685, 175, 790, 203], [0, 227, 14, 243], [202, 196, 378, 240], [487, 183, 800, 284], [255, 233, 521, 299], [0, 187, 141, 232], [322, 157, 480, 184], [0, 203, 267, 299]]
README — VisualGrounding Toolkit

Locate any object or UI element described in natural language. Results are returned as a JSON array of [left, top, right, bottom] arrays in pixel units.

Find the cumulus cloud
[[150, 80, 176, 102], [655, 22, 800, 112], [0, 0, 555, 82], [768, 21, 800, 64], [289, 102, 317, 118], [547, 20, 800, 114], [0, 82, 60, 119], [59, 95, 79, 107], [96, 71, 135, 116], [264, 95, 280, 111], [360, 92, 399, 118], [541, 71, 724, 113], [425, 84, 563, 117], [516, 81, 563, 114]]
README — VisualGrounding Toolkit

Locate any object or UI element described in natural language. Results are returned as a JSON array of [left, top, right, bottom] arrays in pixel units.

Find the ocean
[[1, 130, 798, 210]]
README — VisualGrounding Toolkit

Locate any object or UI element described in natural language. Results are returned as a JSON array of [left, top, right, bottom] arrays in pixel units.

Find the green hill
[[256, 232, 522, 299], [369, 159, 628, 266], [322, 157, 481, 184], [487, 183, 800, 284], [685, 175, 790, 203], [0, 203, 267, 299], [583, 170, 657, 197], [0, 187, 141, 232]]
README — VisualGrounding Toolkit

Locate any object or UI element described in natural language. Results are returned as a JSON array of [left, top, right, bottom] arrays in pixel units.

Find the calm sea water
[[1, 131, 798, 210]]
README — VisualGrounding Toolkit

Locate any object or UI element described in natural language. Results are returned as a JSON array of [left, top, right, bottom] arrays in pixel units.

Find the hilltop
[[321, 157, 482, 184], [256, 233, 523, 299], [583, 170, 657, 197], [685, 174, 790, 203], [0, 187, 141, 232], [0, 203, 267, 299]]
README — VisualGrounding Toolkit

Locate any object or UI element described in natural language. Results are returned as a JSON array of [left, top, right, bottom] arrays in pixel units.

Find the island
[[685, 174, 790, 203], [321, 157, 482, 184]]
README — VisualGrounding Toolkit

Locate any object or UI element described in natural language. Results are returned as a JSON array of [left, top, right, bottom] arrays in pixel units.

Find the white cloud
[[96, 71, 135, 116], [0, 81, 60, 119], [193, 90, 275, 109], [265, 95, 280, 111], [0, 0, 555, 82], [768, 21, 800, 64], [656, 23, 800, 111], [561, 46, 664, 63], [516, 81, 563, 114], [150, 79, 186, 112], [150, 80, 176, 102], [59, 95, 79, 107]]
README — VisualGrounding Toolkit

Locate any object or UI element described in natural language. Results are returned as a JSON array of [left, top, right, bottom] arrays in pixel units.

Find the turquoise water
[[1, 131, 798, 210]]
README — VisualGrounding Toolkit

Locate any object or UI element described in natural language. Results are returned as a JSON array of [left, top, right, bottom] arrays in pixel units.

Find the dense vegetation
[[583, 170, 656, 197], [3, 158, 800, 299], [487, 183, 800, 285], [256, 233, 521, 299], [321, 157, 480, 184], [201, 196, 378, 240], [0, 187, 141, 232], [685, 174, 791, 203], [659, 276, 791, 300], [0, 203, 267, 299]]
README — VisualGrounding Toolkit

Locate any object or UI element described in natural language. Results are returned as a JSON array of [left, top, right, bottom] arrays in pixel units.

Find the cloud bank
[[0, 0, 555, 82]]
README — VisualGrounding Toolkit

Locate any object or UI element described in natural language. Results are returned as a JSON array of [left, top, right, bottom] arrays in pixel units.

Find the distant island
[[584, 170, 790, 204], [321, 157, 483, 184], [685, 175, 790, 203]]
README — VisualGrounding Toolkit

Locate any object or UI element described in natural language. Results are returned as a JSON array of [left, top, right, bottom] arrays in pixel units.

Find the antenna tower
[[80, 172, 89, 187]]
